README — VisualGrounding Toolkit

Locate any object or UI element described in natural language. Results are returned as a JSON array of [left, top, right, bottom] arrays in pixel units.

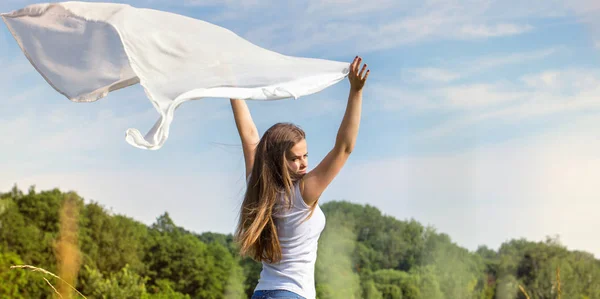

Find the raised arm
[[230, 99, 260, 179], [301, 56, 370, 206]]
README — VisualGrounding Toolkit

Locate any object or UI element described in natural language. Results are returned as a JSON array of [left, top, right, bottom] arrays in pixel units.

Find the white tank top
[[254, 181, 327, 299]]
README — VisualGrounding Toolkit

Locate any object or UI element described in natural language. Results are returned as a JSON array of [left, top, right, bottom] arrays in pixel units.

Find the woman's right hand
[[348, 56, 369, 92]]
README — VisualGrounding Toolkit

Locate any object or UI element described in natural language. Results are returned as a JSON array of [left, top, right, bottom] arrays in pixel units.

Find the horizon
[[2, 184, 590, 258]]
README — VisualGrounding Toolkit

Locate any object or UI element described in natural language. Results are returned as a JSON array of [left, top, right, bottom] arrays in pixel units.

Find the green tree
[[145, 213, 245, 298], [409, 265, 443, 299], [146, 280, 191, 299], [239, 256, 262, 298], [205, 242, 246, 299], [0, 250, 30, 299], [3, 187, 600, 299], [316, 212, 362, 299], [362, 279, 383, 299], [367, 269, 420, 299], [80, 264, 147, 299], [79, 202, 149, 275]]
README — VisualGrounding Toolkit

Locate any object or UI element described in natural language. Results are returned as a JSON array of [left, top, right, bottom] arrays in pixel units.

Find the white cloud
[[1, 0, 581, 57], [470, 48, 558, 71], [1, 106, 155, 155], [404, 68, 461, 83], [2, 84, 48, 107], [376, 82, 527, 111], [367, 85, 432, 111], [193, 0, 539, 55], [521, 71, 563, 89], [438, 84, 527, 109], [183, 0, 261, 8], [305, 0, 398, 16], [183, 0, 224, 6], [595, 40, 600, 49], [564, 0, 600, 17], [458, 23, 533, 38], [375, 68, 600, 139], [403, 47, 559, 84], [519, 68, 600, 96], [0, 111, 33, 146], [0, 57, 35, 83], [323, 115, 600, 257]]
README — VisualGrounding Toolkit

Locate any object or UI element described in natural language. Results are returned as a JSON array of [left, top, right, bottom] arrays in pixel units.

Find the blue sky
[[1, 0, 600, 257]]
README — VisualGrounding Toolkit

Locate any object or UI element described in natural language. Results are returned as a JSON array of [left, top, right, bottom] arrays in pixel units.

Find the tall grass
[[11, 192, 86, 298]]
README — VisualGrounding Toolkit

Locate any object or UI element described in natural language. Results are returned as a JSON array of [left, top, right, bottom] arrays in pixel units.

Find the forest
[[1, 186, 599, 298]]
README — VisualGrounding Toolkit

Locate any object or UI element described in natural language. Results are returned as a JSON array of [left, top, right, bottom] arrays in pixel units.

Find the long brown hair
[[234, 122, 306, 263]]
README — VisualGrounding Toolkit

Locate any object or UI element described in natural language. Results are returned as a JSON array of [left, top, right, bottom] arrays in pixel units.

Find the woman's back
[[254, 181, 326, 299]]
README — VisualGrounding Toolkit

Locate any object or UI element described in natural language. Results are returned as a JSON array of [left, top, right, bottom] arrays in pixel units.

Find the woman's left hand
[[348, 56, 369, 91]]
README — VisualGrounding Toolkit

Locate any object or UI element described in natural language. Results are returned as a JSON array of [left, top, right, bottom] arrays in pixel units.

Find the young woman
[[231, 56, 369, 299]]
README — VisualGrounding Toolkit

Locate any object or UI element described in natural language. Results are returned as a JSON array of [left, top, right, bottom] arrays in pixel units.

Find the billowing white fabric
[[1, 2, 350, 150]]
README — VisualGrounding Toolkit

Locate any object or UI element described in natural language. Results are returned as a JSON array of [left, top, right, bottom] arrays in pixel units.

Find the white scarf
[[1, 2, 349, 150]]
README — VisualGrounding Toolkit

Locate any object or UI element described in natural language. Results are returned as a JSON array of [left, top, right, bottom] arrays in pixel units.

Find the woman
[[231, 56, 369, 299]]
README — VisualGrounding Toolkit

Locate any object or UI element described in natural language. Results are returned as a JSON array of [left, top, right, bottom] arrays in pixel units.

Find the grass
[[518, 284, 531, 299], [10, 265, 87, 299], [44, 277, 62, 298], [11, 192, 86, 299], [56, 193, 81, 298]]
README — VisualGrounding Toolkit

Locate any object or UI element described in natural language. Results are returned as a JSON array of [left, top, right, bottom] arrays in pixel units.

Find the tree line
[[1, 186, 598, 298]]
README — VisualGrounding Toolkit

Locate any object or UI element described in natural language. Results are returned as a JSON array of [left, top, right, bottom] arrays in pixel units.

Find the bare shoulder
[[299, 148, 345, 207]]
